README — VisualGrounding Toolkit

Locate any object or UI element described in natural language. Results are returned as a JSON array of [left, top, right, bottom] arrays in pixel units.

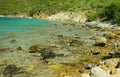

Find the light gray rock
[[97, 22, 114, 28], [81, 74, 90, 77], [92, 36, 107, 47], [85, 63, 93, 69], [90, 67, 111, 77], [110, 74, 120, 77], [94, 36, 107, 44], [114, 68, 120, 74]]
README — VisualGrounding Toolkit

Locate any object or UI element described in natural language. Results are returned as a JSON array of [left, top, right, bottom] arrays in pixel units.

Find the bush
[[87, 10, 98, 21], [99, 2, 120, 24]]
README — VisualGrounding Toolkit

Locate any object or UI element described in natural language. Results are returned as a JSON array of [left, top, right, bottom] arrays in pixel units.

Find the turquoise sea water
[[0, 16, 54, 32], [0, 16, 94, 49]]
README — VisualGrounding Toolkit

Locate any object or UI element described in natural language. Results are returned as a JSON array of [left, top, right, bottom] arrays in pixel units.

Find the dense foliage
[[99, 1, 120, 24], [0, 0, 113, 15], [0, 0, 120, 24]]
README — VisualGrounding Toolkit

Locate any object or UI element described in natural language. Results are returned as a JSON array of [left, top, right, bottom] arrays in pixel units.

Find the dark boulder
[[40, 47, 56, 60], [3, 64, 22, 77]]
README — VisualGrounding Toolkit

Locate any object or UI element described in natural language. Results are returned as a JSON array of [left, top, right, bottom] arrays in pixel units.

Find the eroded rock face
[[47, 12, 87, 23]]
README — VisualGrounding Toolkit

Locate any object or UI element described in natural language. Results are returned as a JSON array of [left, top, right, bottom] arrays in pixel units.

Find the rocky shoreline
[[2, 11, 120, 29], [0, 12, 120, 77], [1, 12, 87, 23]]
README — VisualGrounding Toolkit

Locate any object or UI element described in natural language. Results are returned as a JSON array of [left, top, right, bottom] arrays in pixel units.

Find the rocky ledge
[[47, 12, 87, 23]]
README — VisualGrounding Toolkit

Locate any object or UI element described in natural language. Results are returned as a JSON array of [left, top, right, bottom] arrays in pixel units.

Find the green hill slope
[[0, 0, 120, 24]]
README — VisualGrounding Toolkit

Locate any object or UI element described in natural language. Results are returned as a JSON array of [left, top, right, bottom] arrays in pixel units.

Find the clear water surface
[[0, 16, 54, 32]]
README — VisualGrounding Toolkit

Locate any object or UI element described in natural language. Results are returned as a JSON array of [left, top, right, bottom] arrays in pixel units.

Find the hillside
[[0, 0, 113, 14], [0, 0, 120, 24]]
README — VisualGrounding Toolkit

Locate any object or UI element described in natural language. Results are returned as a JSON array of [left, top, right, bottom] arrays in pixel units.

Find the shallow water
[[0, 16, 116, 77], [0, 16, 94, 49], [0, 16, 54, 32]]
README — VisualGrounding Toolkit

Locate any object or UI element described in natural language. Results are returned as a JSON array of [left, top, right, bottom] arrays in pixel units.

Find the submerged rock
[[3, 64, 21, 77], [16, 46, 22, 50], [10, 39, 16, 43], [40, 48, 56, 60], [0, 46, 8, 52], [69, 39, 84, 47], [29, 44, 41, 53], [40, 51, 56, 60]]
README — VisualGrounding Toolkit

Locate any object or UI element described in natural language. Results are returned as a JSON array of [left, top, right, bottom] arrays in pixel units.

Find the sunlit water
[[0, 16, 54, 32], [0, 16, 94, 49]]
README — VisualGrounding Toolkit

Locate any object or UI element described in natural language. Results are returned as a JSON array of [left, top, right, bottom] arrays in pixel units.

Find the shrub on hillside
[[86, 10, 98, 22], [99, 2, 120, 24]]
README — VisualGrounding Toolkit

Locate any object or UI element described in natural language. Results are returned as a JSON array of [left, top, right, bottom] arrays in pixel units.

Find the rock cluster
[[47, 12, 87, 23], [81, 59, 120, 77]]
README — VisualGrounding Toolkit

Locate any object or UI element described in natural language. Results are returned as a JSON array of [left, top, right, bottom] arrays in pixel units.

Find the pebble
[[92, 50, 101, 55], [79, 69, 84, 73], [85, 63, 93, 69]]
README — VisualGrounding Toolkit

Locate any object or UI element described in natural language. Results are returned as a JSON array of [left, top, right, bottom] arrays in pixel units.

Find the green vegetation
[[99, 1, 120, 24], [0, 0, 120, 24]]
